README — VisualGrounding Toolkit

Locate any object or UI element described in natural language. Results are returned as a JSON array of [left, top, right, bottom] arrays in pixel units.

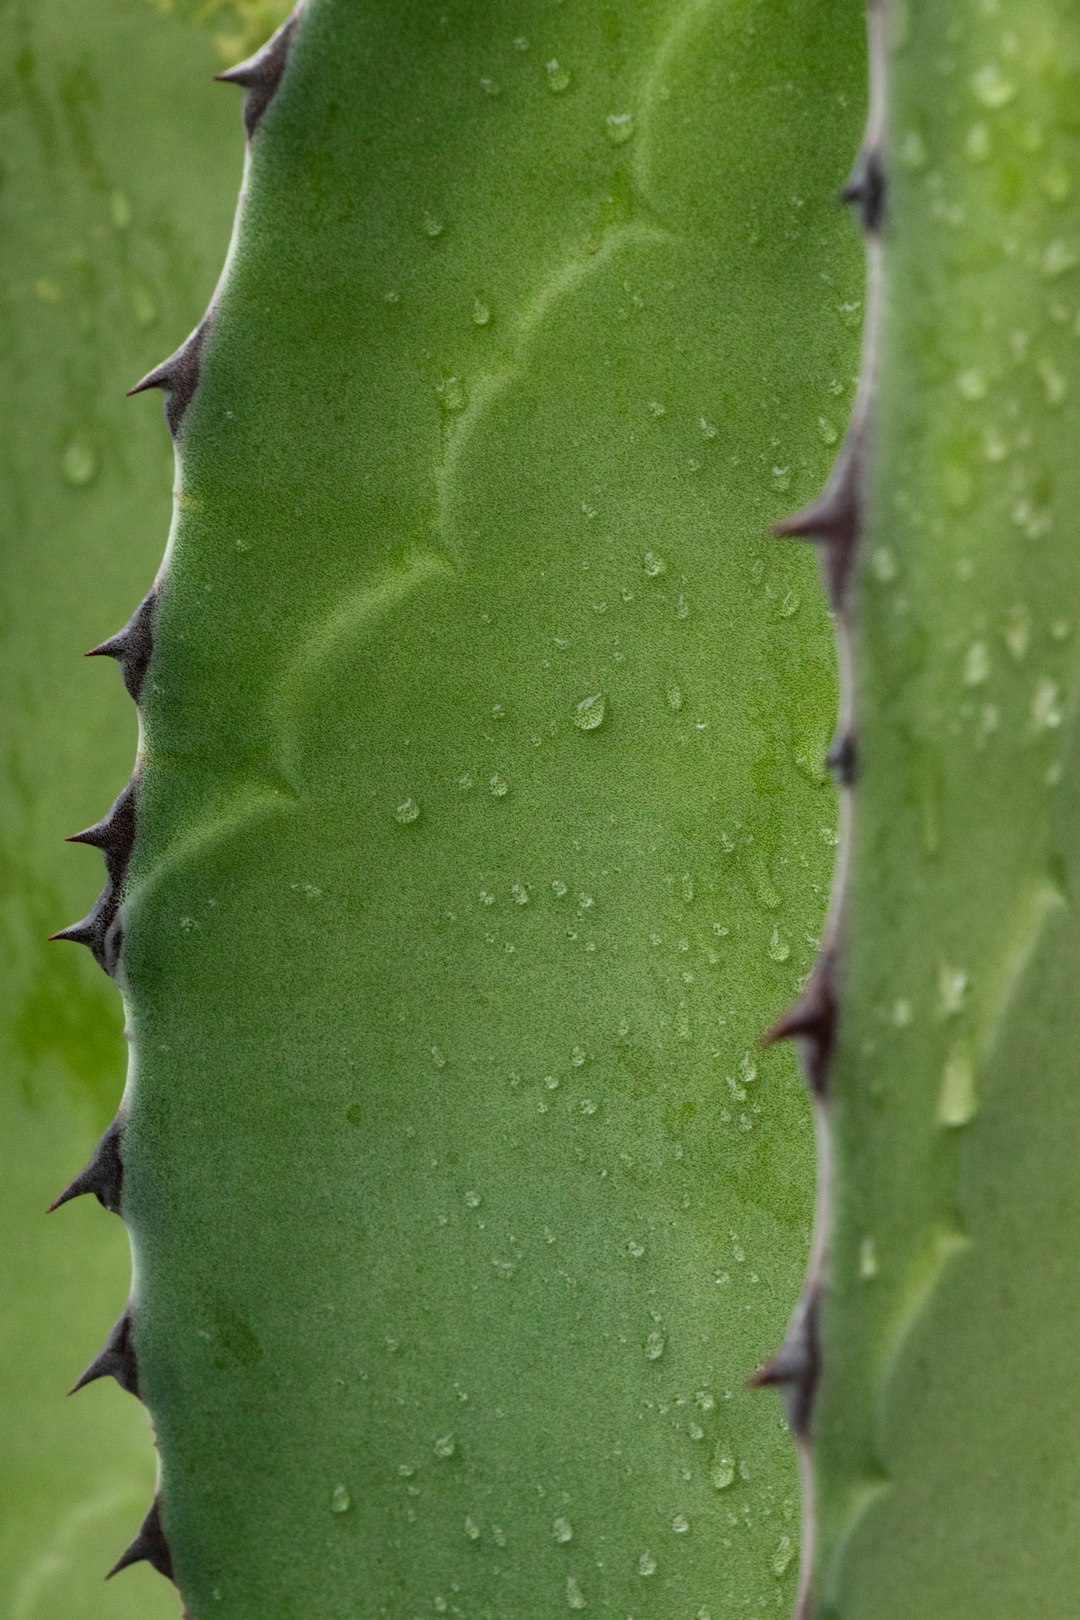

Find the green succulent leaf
[[104, 0, 862, 1614], [814, 3, 1080, 1617], [0, 1, 286, 1615]]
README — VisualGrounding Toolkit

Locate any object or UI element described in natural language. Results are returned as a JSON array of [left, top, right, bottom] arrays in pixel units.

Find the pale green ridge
[[814, 3, 1080, 1616], [121, 0, 863, 1614], [0, 0, 287, 1613]]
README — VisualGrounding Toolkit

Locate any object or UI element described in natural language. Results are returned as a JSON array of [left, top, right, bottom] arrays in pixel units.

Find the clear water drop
[[566, 1575, 587, 1610], [330, 1484, 351, 1513], [546, 59, 572, 93], [61, 439, 98, 487], [395, 798, 421, 824], [605, 111, 635, 145], [711, 1449, 736, 1490], [433, 1432, 457, 1459], [573, 692, 607, 731], [553, 1515, 574, 1543], [637, 1550, 658, 1576], [643, 550, 667, 576]]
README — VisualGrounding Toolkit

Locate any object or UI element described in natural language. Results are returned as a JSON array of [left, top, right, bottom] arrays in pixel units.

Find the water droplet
[[553, 1515, 574, 1543], [962, 641, 990, 686], [566, 1575, 587, 1610], [644, 1328, 666, 1361], [637, 1550, 658, 1576], [431, 1044, 447, 1069], [513, 34, 530, 51], [604, 111, 635, 145], [818, 416, 839, 446], [971, 63, 1016, 109], [939, 1044, 976, 1127], [965, 122, 991, 162], [711, 1449, 736, 1490], [573, 692, 607, 731], [859, 1236, 879, 1279], [464, 1189, 482, 1208], [570, 1044, 587, 1067], [434, 1432, 457, 1458], [767, 929, 790, 964], [938, 964, 969, 1016], [772, 1534, 795, 1577], [490, 773, 509, 797], [666, 684, 684, 711], [898, 128, 928, 170], [546, 59, 572, 93], [330, 1484, 351, 1513], [110, 190, 132, 229], [464, 1514, 481, 1541], [60, 439, 98, 487], [872, 546, 898, 583], [647, 399, 667, 418], [437, 376, 468, 413], [511, 881, 530, 905], [1032, 677, 1062, 729], [778, 589, 801, 619], [551, 879, 568, 898], [395, 798, 421, 824], [626, 1238, 646, 1258], [472, 296, 491, 326], [421, 213, 445, 239], [672, 1513, 690, 1534], [643, 550, 667, 576], [1043, 239, 1080, 278], [956, 367, 988, 401], [1037, 357, 1068, 406], [700, 416, 718, 439]]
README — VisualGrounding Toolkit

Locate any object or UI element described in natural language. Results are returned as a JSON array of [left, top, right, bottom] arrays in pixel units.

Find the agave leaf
[[813, 3, 1080, 1616], [0, 1, 286, 1614], [100, 3, 866, 1613]]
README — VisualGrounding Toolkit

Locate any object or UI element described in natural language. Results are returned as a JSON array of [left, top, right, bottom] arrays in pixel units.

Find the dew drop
[[672, 1513, 690, 1534], [61, 439, 98, 488], [773, 1534, 795, 1577], [433, 1432, 457, 1459], [421, 213, 445, 239], [1032, 677, 1062, 729], [437, 376, 468, 413], [472, 297, 491, 326], [553, 1515, 574, 1543], [395, 798, 421, 824], [939, 1045, 976, 1127], [330, 1484, 351, 1514], [546, 59, 572, 93], [566, 1575, 587, 1610], [643, 550, 667, 576], [767, 929, 791, 964], [464, 1514, 481, 1541], [573, 692, 607, 731], [637, 1550, 658, 1576], [644, 1328, 667, 1361], [604, 111, 635, 145], [490, 773, 509, 797], [962, 641, 990, 686], [971, 63, 1016, 109], [710, 1448, 736, 1490], [956, 367, 988, 401], [818, 416, 839, 446], [859, 1236, 879, 1279]]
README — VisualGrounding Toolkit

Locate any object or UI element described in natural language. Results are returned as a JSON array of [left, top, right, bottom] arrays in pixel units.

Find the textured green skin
[[118, 1, 862, 1614], [814, 3, 1080, 1616], [0, 2, 286, 1615]]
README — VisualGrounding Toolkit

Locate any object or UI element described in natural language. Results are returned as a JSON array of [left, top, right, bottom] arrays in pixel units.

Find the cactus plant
[[14, 0, 1080, 1614]]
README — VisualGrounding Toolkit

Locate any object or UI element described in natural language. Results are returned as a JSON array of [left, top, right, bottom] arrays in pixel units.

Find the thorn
[[48, 913, 102, 950], [826, 730, 857, 788], [70, 1310, 139, 1397], [106, 1497, 174, 1583], [215, 8, 301, 137], [127, 322, 207, 436], [748, 1289, 820, 1437], [48, 885, 120, 975], [841, 142, 886, 234], [85, 590, 157, 703], [67, 781, 138, 887], [48, 1117, 124, 1215], [774, 432, 862, 611], [762, 951, 837, 1098]]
